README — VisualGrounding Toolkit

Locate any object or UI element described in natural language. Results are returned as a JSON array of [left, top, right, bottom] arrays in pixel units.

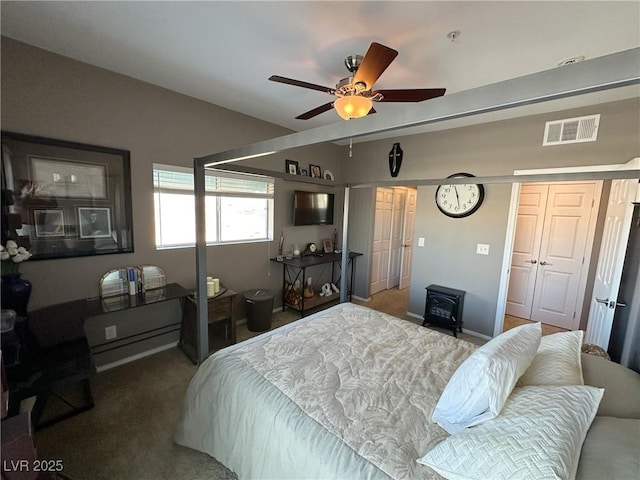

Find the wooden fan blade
[[295, 102, 335, 120], [352, 42, 398, 90], [269, 75, 335, 94], [373, 88, 446, 102], [368, 107, 377, 115]]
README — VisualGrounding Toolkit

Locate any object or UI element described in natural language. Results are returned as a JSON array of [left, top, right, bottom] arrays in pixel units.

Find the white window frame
[[153, 163, 274, 249]]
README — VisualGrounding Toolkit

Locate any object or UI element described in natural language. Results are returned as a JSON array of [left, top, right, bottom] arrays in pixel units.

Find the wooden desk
[[180, 289, 237, 364], [270, 252, 362, 317]]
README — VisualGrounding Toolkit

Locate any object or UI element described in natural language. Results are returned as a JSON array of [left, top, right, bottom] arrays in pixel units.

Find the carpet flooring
[[33, 289, 486, 479]]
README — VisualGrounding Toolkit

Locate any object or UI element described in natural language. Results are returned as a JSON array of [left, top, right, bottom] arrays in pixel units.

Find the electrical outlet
[[418, 237, 425, 247], [476, 243, 490, 255], [105, 325, 117, 340]]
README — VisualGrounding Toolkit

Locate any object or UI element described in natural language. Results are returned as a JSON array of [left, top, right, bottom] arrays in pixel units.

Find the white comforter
[[175, 303, 477, 479]]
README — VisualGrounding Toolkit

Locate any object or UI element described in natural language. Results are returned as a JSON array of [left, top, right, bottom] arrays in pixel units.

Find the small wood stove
[[422, 284, 466, 337]]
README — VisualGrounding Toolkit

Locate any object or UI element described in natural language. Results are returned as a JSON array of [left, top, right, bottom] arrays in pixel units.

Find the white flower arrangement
[[1, 240, 32, 275]]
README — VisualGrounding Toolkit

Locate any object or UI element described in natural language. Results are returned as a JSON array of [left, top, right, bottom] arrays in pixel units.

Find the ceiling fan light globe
[[334, 95, 373, 120]]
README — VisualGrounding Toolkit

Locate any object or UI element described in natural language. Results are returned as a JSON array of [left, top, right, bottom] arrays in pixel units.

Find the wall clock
[[435, 173, 485, 218]]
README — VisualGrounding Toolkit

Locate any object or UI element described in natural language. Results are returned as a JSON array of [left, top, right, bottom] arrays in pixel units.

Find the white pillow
[[431, 322, 541, 434], [518, 330, 584, 386], [419, 385, 604, 480]]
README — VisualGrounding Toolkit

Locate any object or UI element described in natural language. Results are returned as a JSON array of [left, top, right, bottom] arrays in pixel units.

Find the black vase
[[1, 273, 32, 317]]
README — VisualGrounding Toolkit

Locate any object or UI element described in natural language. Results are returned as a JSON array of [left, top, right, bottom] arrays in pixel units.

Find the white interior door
[[370, 188, 393, 295], [505, 182, 598, 329], [531, 183, 596, 329], [506, 184, 548, 318], [585, 178, 636, 348], [388, 188, 406, 288], [494, 161, 639, 339], [399, 187, 417, 289]]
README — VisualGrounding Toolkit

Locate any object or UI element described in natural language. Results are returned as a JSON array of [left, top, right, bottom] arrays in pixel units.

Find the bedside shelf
[[285, 291, 340, 312]]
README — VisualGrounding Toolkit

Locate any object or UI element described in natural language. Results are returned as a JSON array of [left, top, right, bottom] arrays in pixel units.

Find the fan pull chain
[[349, 138, 353, 158]]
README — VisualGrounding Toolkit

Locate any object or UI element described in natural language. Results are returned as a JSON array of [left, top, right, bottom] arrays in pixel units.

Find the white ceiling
[[1, 1, 639, 136]]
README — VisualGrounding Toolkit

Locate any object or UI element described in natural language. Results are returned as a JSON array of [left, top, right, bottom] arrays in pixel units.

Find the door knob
[[526, 259, 537, 264], [539, 261, 553, 266], [595, 297, 609, 305]]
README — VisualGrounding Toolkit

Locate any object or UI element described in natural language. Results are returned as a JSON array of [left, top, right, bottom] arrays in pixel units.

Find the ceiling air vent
[[543, 114, 600, 146]]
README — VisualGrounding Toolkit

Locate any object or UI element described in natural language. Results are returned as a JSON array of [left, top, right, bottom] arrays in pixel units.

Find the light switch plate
[[476, 243, 490, 255], [418, 237, 425, 247]]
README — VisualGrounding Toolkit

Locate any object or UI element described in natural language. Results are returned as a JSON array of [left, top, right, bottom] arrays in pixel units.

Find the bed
[[175, 303, 640, 480]]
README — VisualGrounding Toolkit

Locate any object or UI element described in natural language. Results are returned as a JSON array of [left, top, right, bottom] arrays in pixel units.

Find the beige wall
[[1, 38, 347, 365], [1, 37, 346, 312]]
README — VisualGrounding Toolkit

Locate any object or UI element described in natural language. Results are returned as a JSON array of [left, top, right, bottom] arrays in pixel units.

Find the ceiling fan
[[269, 42, 446, 120]]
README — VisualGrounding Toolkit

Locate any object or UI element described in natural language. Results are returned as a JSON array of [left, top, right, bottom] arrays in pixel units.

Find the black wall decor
[[1, 132, 134, 260], [388, 142, 403, 177]]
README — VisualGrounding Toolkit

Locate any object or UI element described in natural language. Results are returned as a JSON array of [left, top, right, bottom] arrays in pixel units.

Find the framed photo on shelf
[[300, 168, 308, 176], [1, 131, 134, 260], [310, 164, 322, 178], [285, 159, 299, 175], [323, 239, 334, 254]]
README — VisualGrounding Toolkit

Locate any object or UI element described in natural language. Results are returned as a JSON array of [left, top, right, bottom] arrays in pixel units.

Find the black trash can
[[244, 289, 275, 332]]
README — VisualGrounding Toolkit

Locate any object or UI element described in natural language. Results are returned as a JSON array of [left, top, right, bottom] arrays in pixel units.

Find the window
[[153, 164, 274, 249]]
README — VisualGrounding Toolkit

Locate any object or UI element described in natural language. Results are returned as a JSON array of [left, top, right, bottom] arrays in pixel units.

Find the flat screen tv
[[293, 190, 335, 226]]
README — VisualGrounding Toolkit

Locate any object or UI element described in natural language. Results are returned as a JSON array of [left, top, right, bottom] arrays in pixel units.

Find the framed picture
[[323, 239, 334, 254], [31, 156, 107, 199], [78, 207, 112, 239], [310, 164, 322, 178], [1, 131, 134, 260], [300, 168, 308, 176], [34, 209, 65, 238], [285, 159, 299, 175]]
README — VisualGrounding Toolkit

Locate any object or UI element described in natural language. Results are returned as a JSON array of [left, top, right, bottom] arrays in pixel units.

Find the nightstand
[[180, 289, 237, 364]]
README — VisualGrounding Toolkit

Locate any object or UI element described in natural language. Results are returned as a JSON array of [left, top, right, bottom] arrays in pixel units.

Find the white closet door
[[388, 188, 406, 288], [530, 183, 596, 329], [399, 188, 417, 290], [370, 188, 393, 295], [506, 184, 548, 318], [506, 182, 598, 329]]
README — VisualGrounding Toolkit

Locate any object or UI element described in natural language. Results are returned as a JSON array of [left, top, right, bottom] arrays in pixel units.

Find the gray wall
[[343, 99, 640, 336], [1, 37, 347, 308], [1, 38, 346, 365], [2, 37, 639, 355]]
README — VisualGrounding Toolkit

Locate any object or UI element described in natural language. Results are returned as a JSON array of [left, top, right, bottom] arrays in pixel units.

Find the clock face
[[435, 173, 485, 218]]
